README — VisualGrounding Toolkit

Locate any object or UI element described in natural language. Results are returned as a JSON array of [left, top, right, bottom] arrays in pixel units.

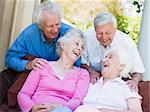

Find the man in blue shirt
[[0, 1, 80, 104]]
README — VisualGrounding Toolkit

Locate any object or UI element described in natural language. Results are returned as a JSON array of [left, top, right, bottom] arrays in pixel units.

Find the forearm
[[81, 64, 97, 73], [5, 56, 29, 72], [81, 64, 90, 70], [17, 93, 34, 112]]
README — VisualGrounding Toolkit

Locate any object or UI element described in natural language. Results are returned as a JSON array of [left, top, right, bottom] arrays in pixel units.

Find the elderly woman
[[75, 49, 142, 112], [17, 29, 90, 112]]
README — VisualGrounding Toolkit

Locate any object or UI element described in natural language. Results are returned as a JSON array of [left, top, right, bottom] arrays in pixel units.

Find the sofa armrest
[[139, 81, 150, 112]]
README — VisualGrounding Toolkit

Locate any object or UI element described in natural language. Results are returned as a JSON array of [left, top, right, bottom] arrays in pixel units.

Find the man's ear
[[118, 64, 126, 72]]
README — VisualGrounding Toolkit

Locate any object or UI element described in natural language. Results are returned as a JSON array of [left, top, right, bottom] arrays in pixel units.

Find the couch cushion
[[7, 72, 29, 107], [139, 81, 150, 112]]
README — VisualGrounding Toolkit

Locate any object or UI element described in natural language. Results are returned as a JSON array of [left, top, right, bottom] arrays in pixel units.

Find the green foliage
[[53, 0, 143, 44], [116, 15, 141, 44]]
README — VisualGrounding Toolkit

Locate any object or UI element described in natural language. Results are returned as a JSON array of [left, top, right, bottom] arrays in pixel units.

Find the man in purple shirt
[[0, 1, 80, 104]]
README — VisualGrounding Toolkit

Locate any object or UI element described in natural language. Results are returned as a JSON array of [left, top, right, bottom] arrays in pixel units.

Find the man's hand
[[127, 73, 142, 92], [127, 79, 139, 92], [26, 58, 48, 71], [89, 69, 100, 84], [81, 64, 100, 84]]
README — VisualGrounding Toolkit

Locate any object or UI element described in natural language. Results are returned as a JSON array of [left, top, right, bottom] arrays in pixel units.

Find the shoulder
[[116, 30, 136, 47], [23, 23, 40, 35], [84, 28, 96, 38], [124, 83, 142, 99], [75, 67, 90, 77], [60, 23, 72, 35], [17, 23, 41, 40], [36, 62, 53, 74], [84, 28, 97, 42]]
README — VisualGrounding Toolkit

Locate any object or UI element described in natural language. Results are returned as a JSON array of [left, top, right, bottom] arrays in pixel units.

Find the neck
[[103, 75, 118, 84], [57, 56, 74, 70]]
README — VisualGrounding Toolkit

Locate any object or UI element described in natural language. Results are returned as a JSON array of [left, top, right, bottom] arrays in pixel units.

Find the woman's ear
[[118, 64, 126, 72], [59, 42, 64, 50]]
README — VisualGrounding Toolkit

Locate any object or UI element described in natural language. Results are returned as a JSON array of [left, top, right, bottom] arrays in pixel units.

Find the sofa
[[0, 79, 149, 112]]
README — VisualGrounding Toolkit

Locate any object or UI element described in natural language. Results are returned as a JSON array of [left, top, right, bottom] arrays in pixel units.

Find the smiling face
[[62, 37, 84, 62], [95, 22, 116, 47], [101, 51, 124, 79], [40, 11, 61, 42]]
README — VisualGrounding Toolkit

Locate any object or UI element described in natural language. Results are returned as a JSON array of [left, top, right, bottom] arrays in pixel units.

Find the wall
[[138, 0, 150, 81], [0, 0, 40, 71]]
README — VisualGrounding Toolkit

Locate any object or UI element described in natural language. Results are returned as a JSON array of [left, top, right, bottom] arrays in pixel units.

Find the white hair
[[116, 48, 132, 78], [32, 1, 63, 25], [56, 28, 85, 56], [94, 12, 117, 29]]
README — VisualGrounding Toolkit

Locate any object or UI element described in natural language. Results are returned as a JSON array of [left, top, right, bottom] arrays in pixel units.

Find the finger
[[126, 80, 131, 85], [90, 78, 94, 84], [92, 78, 97, 84], [96, 76, 100, 80], [37, 60, 48, 67], [33, 64, 44, 70], [35, 62, 45, 69], [40, 59, 49, 64]]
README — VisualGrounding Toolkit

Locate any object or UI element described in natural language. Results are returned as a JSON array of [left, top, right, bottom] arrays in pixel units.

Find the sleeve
[[17, 69, 41, 112], [63, 69, 90, 110], [130, 43, 145, 74], [125, 85, 142, 100], [5, 31, 30, 72]]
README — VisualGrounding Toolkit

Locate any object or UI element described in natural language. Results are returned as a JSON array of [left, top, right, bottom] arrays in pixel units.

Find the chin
[[72, 56, 79, 62]]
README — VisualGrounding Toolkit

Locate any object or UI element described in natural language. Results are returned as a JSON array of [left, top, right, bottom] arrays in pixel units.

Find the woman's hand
[[31, 104, 54, 112], [31, 103, 63, 112]]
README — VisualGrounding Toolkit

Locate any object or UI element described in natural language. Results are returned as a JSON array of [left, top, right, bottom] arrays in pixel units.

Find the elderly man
[[0, 1, 80, 103], [81, 12, 145, 91]]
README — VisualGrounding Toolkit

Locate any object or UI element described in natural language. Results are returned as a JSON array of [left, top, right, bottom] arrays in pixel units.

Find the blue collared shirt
[[5, 23, 81, 72]]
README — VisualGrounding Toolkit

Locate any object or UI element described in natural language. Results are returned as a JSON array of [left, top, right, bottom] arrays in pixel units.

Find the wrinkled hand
[[48, 102, 63, 108], [26, 58, 48, 70], [31, 104, 53, 112], [127, 79, 139, 92], [31, 103, 62, 112], [89, 69, 100, 84]]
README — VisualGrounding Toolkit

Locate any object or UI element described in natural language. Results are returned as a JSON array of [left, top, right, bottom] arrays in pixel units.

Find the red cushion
[[7, 72, 29, 107], [139, 81, 150, 112]]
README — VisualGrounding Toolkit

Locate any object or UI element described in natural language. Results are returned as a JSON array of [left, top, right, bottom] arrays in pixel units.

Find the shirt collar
[[98, 76, 125, 85], [40, 30, 59, 45]]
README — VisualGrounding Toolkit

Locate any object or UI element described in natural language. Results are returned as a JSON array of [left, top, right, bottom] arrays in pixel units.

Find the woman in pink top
[[17, 29, 90, 112]]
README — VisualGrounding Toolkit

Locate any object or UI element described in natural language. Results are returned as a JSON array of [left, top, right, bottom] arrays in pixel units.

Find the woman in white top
[[75, 48, 143, 112]]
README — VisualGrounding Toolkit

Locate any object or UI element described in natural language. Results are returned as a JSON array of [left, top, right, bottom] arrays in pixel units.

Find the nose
[[77, 46, 83, 55], [101, 33, 107, 40], [53, 25, 59, 33]]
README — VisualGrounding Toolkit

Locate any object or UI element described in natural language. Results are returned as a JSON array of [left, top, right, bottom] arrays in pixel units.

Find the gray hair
[[32, 1, 63, 25], [116, 48, 132, 78], [56, 28, 85, 56], [94, 12, 117, 29]]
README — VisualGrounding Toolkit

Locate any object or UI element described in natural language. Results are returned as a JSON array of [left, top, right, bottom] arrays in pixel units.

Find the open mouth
[[72, 50, 79, 57], [103, 62, 109, 68]]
